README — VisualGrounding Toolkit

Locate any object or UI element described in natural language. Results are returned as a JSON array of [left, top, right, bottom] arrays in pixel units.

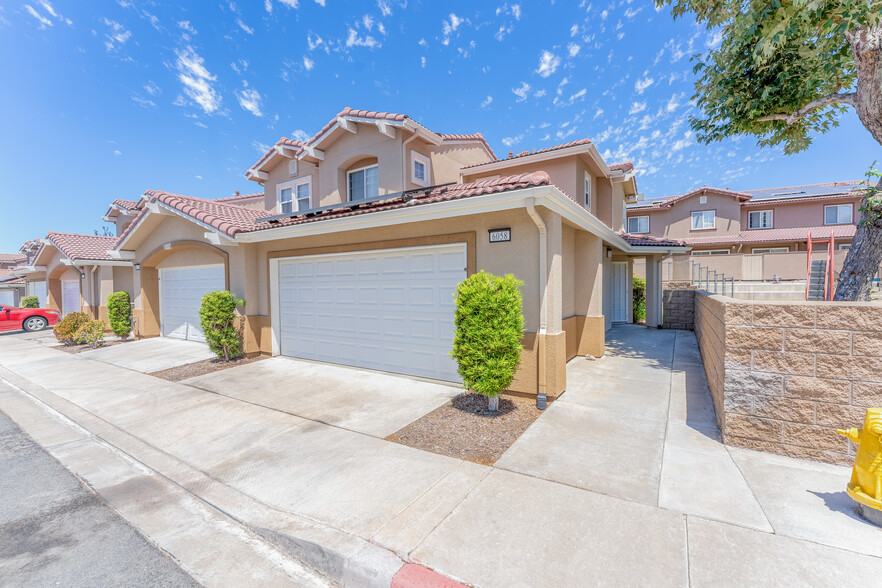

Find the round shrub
[[106, 291, 132, 340], [198, 291, 245, 361], [20, 295, 39, 308], [75, 320, 106, 349], [451, 271, 525, 411], [53, 312, 91, 345]]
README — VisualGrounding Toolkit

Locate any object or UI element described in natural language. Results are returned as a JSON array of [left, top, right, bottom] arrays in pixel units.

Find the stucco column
[[574, 232, 605, 357], [227, 244, 265, 356], [540, 208, 566, 399], [645, 254, 663, 328]]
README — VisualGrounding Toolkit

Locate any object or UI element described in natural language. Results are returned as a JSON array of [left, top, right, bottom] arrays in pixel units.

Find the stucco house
[[627, 181, 865, 282], [105, 107, 685, 404], [0, 253, 28, 306]]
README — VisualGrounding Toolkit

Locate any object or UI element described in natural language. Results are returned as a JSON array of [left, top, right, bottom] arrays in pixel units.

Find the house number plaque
[[488, 228, 511, 243]]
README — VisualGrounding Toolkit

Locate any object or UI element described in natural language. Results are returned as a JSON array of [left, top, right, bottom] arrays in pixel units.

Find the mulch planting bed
[[150, 355, 263, 382], [57, 340, 131, 354], [386, 392, 545, 465]]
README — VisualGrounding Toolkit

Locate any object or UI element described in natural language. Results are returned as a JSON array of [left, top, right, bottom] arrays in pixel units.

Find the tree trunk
[[488, 395, 499, 411], [846, 23, 882, 146], [834, 178, 882, 301]]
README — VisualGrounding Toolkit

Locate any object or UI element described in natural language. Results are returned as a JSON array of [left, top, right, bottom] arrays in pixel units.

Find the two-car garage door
[[274, 244, 466, 382]]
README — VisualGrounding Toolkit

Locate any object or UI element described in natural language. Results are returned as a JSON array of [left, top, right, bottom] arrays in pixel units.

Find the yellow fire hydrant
[[837, 407, 882, 526]]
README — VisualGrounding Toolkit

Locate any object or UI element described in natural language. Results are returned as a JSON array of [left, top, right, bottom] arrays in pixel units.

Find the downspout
[[90, 265, 99, 319], [402, 133, 419, 190], [525, 197, 548, 410]]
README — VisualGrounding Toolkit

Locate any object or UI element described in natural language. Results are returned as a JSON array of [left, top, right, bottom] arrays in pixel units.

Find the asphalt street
[[0, 410, 199, 588]]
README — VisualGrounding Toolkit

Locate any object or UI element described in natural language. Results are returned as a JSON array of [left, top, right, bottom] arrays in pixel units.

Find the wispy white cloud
[[178, 20, 196, 34], [536, 50, 560, 78], [629, 101, 647, 115], [25, 5, 53, 29], [236, 82, 263, 117], [102, 18, 132, 52], [441, 13, 465, 44], [481, 95, 493, 108], [143, 81, 161, 96], [377, 0, 392, 16], [634, 72, 654, 94], [236, 18, 254, 34], [291, 129, 309, 142], [567, 43, 580, 57], [501, 134, 523, 147], [346, 28, 380, 48], [315, 0, 326, 5], [303, 55, 314, 70], [512, 81, 530, 102], [131, 94, 155, 108], [24, 1, 71, 29], [175, 46, 221, 115]]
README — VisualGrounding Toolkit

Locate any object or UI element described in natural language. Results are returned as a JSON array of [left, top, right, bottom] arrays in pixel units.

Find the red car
[[0, 304, 61, 332]]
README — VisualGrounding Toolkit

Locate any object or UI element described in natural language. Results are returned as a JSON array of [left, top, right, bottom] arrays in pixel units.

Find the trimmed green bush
[[633, 276, 646, 321], [53, 312, 91, 345], [198, 291, 245, 361], [75, 320, 106, 349], [106, 291, 132, 340], [20, 295, 39, 309], [451, 271, 525, 411]]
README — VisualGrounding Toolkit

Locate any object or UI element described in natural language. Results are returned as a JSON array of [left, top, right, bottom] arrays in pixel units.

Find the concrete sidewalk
[[0, 329, 879, 587]]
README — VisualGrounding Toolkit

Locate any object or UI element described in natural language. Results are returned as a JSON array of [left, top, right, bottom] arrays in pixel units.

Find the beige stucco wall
[[628, 192, 742, 241]]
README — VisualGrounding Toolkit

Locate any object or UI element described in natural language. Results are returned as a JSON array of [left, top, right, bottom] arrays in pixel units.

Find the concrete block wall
[[662, 289, 695, 330], [694, 292, 882, 465]]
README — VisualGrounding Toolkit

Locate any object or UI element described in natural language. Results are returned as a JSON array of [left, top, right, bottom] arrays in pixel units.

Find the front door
[[62, 280, 80, 316], [612, 261, 628, 323]]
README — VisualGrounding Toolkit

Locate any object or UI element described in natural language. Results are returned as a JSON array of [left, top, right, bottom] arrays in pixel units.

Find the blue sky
[[1, 0, 879, 252]]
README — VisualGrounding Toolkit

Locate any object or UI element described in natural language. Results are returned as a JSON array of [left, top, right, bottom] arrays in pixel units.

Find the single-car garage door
[[160, 264, 225, 342], [274, 244, 466, 382]]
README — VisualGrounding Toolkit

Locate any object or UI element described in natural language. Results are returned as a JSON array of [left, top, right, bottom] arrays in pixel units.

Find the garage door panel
[[277, 244, 465, 382], [160, 264, 224, 343]]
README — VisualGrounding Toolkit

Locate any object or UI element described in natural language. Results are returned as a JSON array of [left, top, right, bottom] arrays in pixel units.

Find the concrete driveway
[[183, 357, 460, 438], [79, 337, 216, 373]]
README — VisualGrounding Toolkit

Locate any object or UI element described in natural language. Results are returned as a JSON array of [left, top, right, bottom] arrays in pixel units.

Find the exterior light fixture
[[134, 263, 141, 270], [80, 272, 86, 279], [606, 247, 612, 259]]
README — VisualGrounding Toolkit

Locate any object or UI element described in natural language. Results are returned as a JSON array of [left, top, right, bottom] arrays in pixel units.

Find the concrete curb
[[0, 364, 470, 588]]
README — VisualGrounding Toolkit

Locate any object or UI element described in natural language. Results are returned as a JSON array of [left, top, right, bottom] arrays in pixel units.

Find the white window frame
[[288, 159, 298, 177], [825, 203, 853, 225], [277, 177, 312, 214], [411, 152, 430, 187], [699, 196, 707, 204], [691, 249, 730, 256], [347, 164, 379, 202], [751, 247, 789, 254], [628, 215, 650, 234], [584, 171, 592, 209], [748, 209, 774, 229], [691, 210, 716, 230], [839, 243, 852, 250]]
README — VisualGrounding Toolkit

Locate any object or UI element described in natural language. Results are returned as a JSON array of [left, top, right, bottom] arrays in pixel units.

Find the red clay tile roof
[[120, 173, 552, 242], [438, 133, 497, 160], [214, 192, 264, 203], [462, 138, 593, 169], [740, 191, 861, 207], [113, 199, 141, 211], [609, 161, 634, 173], [630, 186, 753, 210], [47, 232, 118, 261], [619, 233, 685, 247], [0, 253, 27, 263], [250, 137, 306, 171], [684, 224, 857, 246]]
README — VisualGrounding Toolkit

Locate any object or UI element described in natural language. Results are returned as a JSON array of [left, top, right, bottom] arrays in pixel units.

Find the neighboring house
[[627, 181, 865, 282], [106, 107, 685, 403], [0, 253, 28, 306], [102, 199, 143, 236], [13, 233, 131, 319]]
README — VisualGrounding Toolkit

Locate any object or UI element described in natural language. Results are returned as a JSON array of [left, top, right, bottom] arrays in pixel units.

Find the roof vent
[[508, 151, 513, 159]]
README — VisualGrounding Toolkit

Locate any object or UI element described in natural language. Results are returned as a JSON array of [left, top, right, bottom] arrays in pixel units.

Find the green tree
[[106, 291, 132, 340], [20, 295, 39, 308], [658, 0, 882, 300], [198, 291, 245, 361], [451, 272, 525, 412], [633, 276, 647, 321]]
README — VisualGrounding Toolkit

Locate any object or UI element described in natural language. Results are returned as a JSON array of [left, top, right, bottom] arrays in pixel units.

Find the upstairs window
[[348, 165, 379, 201], [279, 178, 311, 214], [825, 204, 852, 225], [628, 216, 649, 234], [411, 152, 430, 186], [584, 172, 592, 208], [748, 210, 773, 229], [288, 159, 298, 176], [691, 210, 716, 230]]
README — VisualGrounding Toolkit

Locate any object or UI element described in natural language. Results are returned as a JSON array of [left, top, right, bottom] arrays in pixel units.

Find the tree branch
[[755, 92, 858, 125]]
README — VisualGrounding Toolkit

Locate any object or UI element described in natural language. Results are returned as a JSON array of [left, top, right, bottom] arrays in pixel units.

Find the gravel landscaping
[[386, 393, 544, 465], [150, 356, 264, 382]]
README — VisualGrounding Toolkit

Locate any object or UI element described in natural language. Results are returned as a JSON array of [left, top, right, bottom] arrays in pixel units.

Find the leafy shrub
[[75, 320, 106, 349], [198, 291, 245, 361], [53, 312, 91, 345], [633, 276, 646, 321], [20, 295, 39, 308], [106, 291, 132, 340], [451, 271, 524, 410]]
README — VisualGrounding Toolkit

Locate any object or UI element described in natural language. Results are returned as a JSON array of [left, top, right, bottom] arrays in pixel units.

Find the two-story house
[[0, 252, 28, 306], [97, 107, 685, 405], [626, 181, 864, 282]]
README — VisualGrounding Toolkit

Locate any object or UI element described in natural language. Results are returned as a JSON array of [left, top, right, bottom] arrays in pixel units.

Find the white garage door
[[62, 280, 80, 316], [160, 265, 225, 342], [0, 290, 14, 306], [30, 281, 47, 308], [275, 244, 466, 382]]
